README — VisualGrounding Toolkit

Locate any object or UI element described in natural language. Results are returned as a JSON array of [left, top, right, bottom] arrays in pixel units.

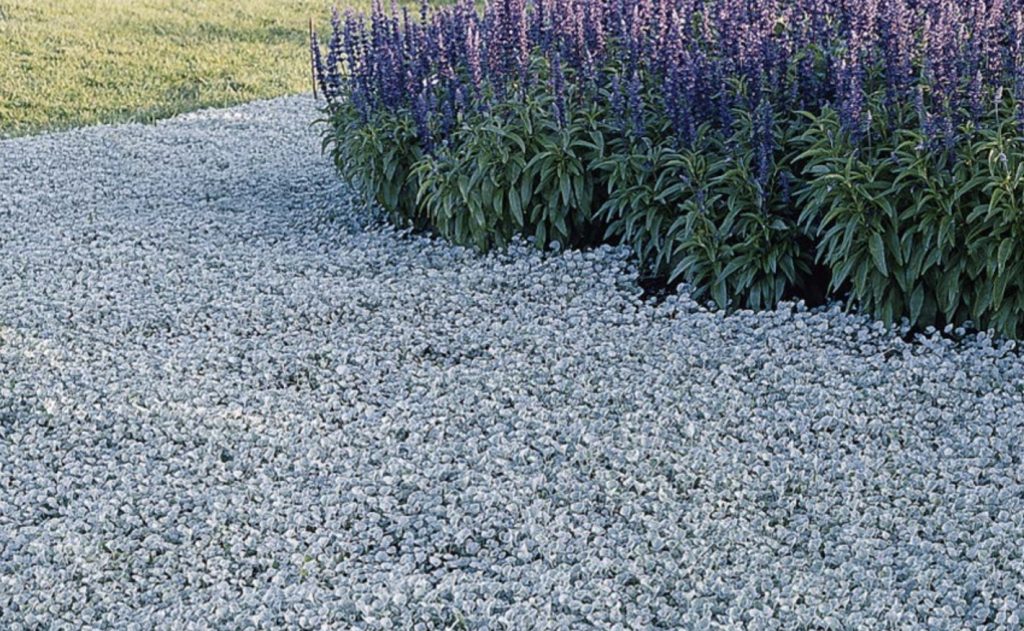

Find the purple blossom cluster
[[313, 0, 1024, 148], [1014, 9, 1024, 124]]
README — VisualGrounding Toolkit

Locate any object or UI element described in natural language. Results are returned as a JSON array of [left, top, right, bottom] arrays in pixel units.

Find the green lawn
[[0, 0, 400, 137]]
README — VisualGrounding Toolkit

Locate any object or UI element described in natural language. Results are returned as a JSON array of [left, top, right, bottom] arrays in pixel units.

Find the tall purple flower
[[962, 1, 995, 121], [489, 0, 529, 89], [836, 0, 877, 139], [609, 73, 625, 132], [627, 69, 645, 135], [413, 92, 433, 152], [585, 0, 606, 59], [660, 14, 697, 145], [915, 83, 933, 139], [318, 0, 1021, 157], [440, 82, 457, 139], [879, 0, 913, 107], [1014, 10, 1024, 125], [311, 31, 328, 99], [779, 169, 791, 206], [324, 7, 344, 100], [754, 97, 774, 200], [836, 52, 866, 138], [341, 12, 361, 79], [923, 2, 962, 111], [550, 52, 566, 126], [466, 16, 484, 94]]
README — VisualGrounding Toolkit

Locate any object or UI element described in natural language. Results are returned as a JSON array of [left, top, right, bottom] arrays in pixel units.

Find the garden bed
[[314, 0, 1024, 338]]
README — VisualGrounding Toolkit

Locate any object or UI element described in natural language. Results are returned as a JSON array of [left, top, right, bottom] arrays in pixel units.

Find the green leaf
[[711, 280, 728, 309], [720, 256, 747, 282], [573, 175, 587, 210], [941, 268, 960, 318], [470, 198, 486, 229], [508, 188, 524, 226], [524, 151, 553, 175], [854, 258, 870, 294], [998, 239, 1014, 274], [869, 232, 888, 277], [909, 284, 925, 326], [879, 296, 894, 325], [560, 175, 573, 207], [520, 176, 534, 209], [493, 191, 504, 217], [993, 269, 1011, 310], [554, 212, 569, 238]]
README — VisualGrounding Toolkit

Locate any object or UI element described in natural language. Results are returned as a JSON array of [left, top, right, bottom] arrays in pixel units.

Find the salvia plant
[[314, 0, 1024, 337]]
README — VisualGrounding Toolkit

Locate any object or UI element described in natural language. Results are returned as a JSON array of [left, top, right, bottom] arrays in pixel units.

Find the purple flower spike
[[467, 17, 483, 92], [316, 0, 1022, 154], [310, 30, 329, 100], [1014, 10, 1024, 125], [879, 0, 913, 106], [550, 52, 566, 126], [754, 98, 774, 200], [413, 92, 433, 152], [627, 70, 644, 136], [610, 73, 625, 132]]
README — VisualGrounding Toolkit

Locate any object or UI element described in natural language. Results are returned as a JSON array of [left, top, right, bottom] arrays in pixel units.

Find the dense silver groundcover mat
[[1, 96, 1022, 629]]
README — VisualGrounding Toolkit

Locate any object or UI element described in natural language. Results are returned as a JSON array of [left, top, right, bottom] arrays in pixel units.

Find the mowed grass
[[0, 0, 420, 137]]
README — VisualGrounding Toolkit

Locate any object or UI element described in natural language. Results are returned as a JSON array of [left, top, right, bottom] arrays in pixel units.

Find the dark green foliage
[[322, 103, 426, 228], [414, 88, 606, 251], [797, 95, 1024, 337], [598, 111, 814, 310]]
